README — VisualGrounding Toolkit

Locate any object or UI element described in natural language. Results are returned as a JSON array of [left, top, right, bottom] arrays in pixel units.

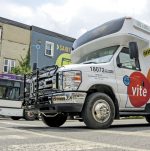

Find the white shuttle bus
[[0, 74, 37, 120], [23, 17, 150, 128]]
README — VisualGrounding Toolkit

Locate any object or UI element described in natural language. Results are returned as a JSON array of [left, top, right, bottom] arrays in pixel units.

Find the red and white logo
[[127, 72, 150, 107]]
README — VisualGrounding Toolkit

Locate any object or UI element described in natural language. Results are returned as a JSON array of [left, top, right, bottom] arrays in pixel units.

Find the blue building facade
[[30, 26, 75, 69]]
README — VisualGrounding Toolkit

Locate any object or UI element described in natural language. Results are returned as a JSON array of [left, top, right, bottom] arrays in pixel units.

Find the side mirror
[[129, 42, 139, 59]]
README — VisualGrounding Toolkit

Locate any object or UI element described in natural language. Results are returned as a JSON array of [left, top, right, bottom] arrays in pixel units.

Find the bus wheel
[[82, 92, 115, 129], [41, 114, 67, 127], [145, 115, 150, 124], [11, 116, 21, 120], [24, 110, 36, 121]]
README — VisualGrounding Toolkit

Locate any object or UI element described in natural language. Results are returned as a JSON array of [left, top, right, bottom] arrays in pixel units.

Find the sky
[[0, 0, 150, 38]]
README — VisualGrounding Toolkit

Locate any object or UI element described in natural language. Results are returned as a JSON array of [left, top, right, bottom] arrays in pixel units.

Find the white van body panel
[[0, 108, 23, 116], [69, 18, 150, 111]]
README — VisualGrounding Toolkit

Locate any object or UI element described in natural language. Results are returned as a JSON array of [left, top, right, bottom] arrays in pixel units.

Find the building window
[[45, 41, 54, 57], [3, 59, 15, 73]]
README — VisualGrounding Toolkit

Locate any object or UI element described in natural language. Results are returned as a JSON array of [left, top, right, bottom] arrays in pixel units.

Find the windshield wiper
[[83, 62, 97, 64]]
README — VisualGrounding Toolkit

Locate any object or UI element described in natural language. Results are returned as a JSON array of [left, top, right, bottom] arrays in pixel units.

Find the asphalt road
[[0, 118, 150, 151]]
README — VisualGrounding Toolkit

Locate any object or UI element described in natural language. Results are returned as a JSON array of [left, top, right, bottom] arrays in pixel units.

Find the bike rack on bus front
[[23, 65, 58, 108]]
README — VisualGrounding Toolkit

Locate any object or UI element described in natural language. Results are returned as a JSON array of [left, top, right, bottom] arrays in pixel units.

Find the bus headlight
[[62, 71, 82, 91]]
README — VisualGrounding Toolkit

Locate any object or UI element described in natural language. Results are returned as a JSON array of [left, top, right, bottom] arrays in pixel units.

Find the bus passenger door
[[115, 47, 141, 109]]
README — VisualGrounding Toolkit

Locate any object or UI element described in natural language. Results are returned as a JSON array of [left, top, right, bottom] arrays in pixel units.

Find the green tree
[[12, 50, 31, 75]]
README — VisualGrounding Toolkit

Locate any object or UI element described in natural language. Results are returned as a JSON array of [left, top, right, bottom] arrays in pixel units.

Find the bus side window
[[0, 87, 6, 99], [5, 87, 20, 100], [117, 47, 139, 70]]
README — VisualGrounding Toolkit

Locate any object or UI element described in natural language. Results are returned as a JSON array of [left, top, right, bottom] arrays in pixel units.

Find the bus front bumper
[[28, 92, 87, 113]]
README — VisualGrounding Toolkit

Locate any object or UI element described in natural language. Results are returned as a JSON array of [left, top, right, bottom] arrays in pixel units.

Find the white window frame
[[3, 58, 16, 73], [45, 41, 54, 57]]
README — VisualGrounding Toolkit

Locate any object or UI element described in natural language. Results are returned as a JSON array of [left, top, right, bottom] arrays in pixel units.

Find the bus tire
[[24, 110, 37, 121], [11, 116, 21, 120], [82, 92, 115, 129], [41, 114, 67, 127], [145, 115, 150, 124]]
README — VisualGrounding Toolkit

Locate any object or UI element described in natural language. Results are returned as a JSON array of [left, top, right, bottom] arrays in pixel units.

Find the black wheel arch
[[85, 84, 119, 119]]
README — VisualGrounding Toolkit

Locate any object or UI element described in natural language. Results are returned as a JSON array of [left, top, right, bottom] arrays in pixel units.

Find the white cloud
[[0, 1, 34, 23], [0, 0, 149, 38], [83, 0, 147, 14], [39, 1, 80, 24]]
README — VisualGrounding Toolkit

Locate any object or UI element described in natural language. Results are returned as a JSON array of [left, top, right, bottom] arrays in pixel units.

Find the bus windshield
[[0, 79, 20, 100], [77, 45, 119, 64]]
